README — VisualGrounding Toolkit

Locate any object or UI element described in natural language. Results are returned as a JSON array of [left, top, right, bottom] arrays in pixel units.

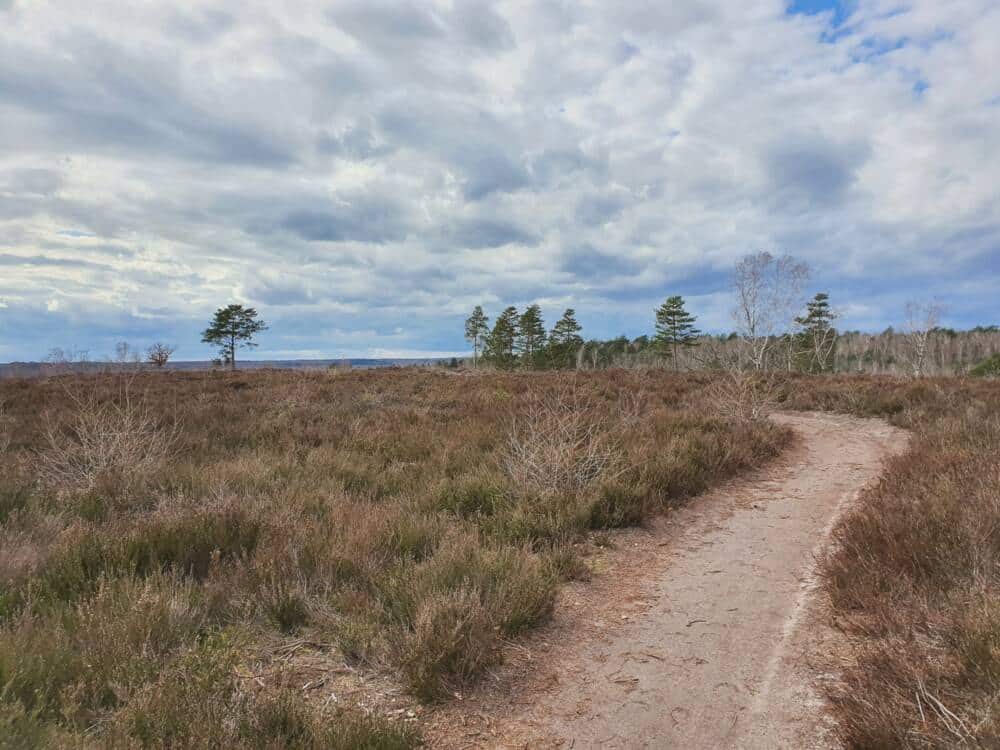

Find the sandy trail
[[426, 412, 907, 749]]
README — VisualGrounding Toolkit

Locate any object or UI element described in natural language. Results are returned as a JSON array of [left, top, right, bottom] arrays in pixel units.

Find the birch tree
[[732, 252, 809, 370]]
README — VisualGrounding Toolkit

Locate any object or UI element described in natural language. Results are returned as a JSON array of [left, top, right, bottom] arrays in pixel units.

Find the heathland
[[0, 368, 996, 748], [0, 368, 787, 747]]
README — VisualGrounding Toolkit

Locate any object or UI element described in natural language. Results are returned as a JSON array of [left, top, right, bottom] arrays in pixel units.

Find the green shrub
[[30, 509, 260, 607], [969, 353, 1000, 377], [397, 589, 497, 702], [434, 473, 509, 517], [588, 482, 652, 528], [0, 484, 30, 525]]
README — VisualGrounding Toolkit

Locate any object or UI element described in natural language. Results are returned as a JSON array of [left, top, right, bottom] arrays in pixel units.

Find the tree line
[[460, 251, 1000, 377], [465, 274, 837, 373]]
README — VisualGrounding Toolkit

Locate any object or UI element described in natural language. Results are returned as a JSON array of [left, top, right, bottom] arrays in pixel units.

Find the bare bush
[[36, 385, 178, 491], [706, 370, 780, 422], [501, 390, 628, 494], [147, 342, 176, 368]]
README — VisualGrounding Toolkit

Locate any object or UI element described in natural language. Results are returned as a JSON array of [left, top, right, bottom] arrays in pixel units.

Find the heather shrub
[[784, 376, 1000, 747], [398, 588, 497, 701], [0, 368, 789, 743]]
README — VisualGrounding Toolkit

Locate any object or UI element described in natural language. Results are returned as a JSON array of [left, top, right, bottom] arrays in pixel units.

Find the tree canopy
[[484, 306, 520, 370], [464, 306, 490, 368], [654, 296, 700, 367], [202, 304, 268, 369]]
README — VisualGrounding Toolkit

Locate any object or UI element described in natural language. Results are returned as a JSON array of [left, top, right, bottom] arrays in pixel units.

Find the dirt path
[[425, 412, 907, 749]]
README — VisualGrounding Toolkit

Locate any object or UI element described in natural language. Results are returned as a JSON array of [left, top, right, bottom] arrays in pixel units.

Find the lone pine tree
[[654, 296, 700, 368], [202, 304, 268, 369], [794, 292, 838, 373]]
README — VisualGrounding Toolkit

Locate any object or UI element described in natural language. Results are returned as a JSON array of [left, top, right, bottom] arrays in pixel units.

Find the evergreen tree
[[794, 292, 838, 373], [201, 304, 267, 370], [484, 306, 520, 370], [517, 304, 547, 368], [547, 308, 584, 369], [464, 306, 490, 368], [654, 296, 700, 368]]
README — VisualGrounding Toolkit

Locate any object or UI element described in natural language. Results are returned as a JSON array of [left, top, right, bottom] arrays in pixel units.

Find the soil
[[423, 411, 908, 749]]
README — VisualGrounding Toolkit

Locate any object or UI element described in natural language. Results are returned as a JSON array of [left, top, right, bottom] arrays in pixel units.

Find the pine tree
[[547, 308, 584, 369], [201, 304, 268, 370], [654, 296, 700, 369], [794, 292, 838, 373], [484, 306, 520, 370], [517, 304, 547, 368], [464, 306, 490, 368]]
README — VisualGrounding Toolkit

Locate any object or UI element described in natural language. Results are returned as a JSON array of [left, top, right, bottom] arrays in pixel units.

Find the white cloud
[[0, 0, 997, 359]]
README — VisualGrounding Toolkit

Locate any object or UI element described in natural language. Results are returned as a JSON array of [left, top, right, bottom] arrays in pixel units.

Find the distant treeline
[[462, 298, 1000, 377]]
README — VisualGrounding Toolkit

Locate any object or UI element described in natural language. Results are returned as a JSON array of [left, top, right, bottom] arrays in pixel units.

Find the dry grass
[[0, 368, 788, 747], [782, 375, 1000, 748]]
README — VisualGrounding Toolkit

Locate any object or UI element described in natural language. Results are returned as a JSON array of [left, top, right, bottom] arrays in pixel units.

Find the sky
[[0, 0, 998, 361]]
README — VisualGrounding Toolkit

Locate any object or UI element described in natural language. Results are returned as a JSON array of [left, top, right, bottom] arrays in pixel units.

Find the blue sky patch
[[786, 0, 855, 28]]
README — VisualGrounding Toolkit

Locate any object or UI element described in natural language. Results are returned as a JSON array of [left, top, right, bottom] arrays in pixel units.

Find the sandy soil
[[424, 412, 908, 749]]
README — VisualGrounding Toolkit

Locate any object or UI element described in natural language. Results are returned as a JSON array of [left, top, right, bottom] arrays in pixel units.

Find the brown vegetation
[[0, 368, 788, 747], [782, 376, 1000, 748]]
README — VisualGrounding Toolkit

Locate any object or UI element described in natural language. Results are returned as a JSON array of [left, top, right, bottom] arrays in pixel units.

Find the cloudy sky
[[1, 0, 998, 361]]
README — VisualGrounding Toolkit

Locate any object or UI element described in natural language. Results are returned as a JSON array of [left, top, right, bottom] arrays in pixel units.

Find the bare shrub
[[706, 370, 780, 422], [36, 385, 178, 491], [501, 390, 627, 494], [146, 342, 176, 368]]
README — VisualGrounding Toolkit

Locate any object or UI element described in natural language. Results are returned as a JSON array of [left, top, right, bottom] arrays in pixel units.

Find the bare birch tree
[[902, 301, 943, 377], [732, 252, 810, 370]]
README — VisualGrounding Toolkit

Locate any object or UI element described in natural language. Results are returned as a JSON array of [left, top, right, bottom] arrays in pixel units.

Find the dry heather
[[0, 368, 787, 747], [782, 376, 1000, 749]]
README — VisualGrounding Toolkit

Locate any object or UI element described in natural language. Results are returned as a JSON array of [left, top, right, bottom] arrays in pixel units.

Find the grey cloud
[[447, 218, 539, 249], [1, 168, 62, 195], [164, 8, 235, 41], [246, 276, 314, 306], [328, 0, 514, 54], [560, 245, 643, 280], [449, 0, 516, 52], [765, 136, 871, 206], [277, 201, 408, 244], [329, 2, 446, 45], [376, 99, 530, 199], [317, 126, 392, 160], [530, 148, 607, 186], [461, 151, 530, 200], [0, 33, 294, 166], [575, 191, 630, 226], [0, 253, 111, 271]]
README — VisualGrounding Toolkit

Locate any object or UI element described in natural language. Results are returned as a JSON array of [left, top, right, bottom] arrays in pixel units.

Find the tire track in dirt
[[425, 412, 907, 749]]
